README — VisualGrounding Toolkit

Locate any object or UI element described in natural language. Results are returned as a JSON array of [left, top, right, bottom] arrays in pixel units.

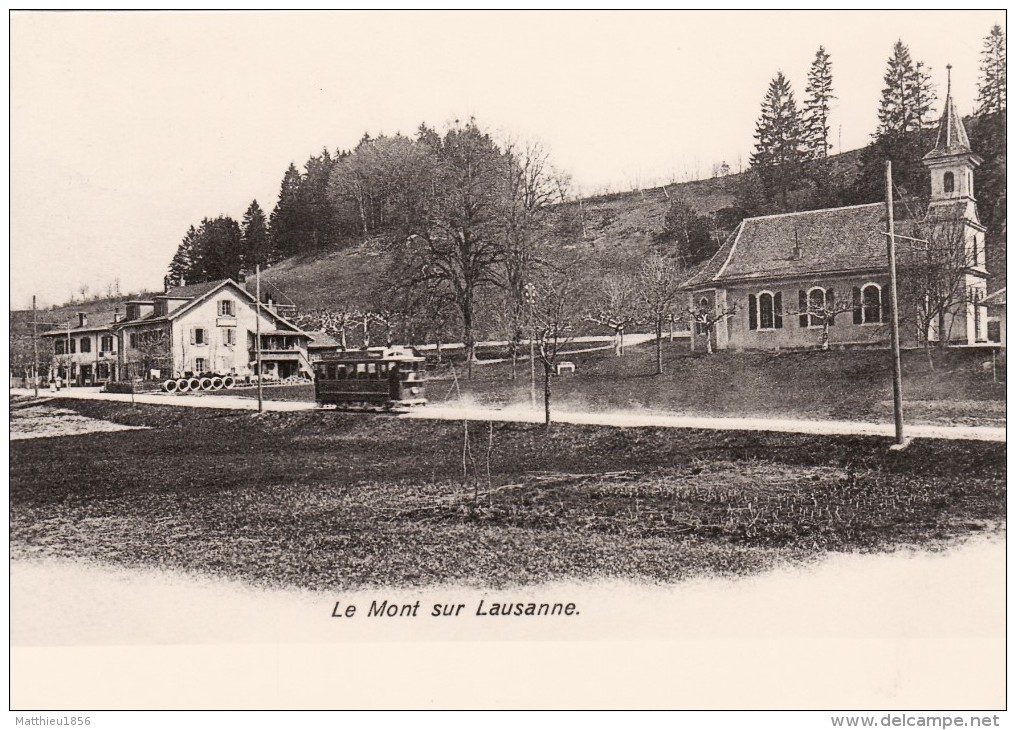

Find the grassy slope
[[451, 343, 1006, 426], [208, 342, 1005, 427], [10, 399, 1005, 590]]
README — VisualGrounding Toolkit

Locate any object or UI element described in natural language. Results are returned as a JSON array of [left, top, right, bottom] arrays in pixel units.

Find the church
[[682, 70, 990, 353]]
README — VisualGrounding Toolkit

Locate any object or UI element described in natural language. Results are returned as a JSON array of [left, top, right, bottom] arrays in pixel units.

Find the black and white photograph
[[8, 9, 1007, 720]]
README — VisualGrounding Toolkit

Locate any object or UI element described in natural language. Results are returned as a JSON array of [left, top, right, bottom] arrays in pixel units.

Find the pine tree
[[876, 40, 936, 137], [195, 216, 243, 281], [750, 71, 804, 208], [976, 24, 1006, 115], [167, 225, 198, 286], [803, 47, 835, 159], [269, 163, 304, 257], [877, 41, 917, 137], [910, 60, 937, 129], [240, 199, 273, 271]]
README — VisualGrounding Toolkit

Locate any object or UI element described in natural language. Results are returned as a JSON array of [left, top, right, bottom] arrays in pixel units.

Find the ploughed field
[[10, 399, 1005, 590]]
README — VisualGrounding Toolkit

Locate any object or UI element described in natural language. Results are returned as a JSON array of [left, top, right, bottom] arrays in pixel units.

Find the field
[[209, 343, 1005, 427], [10, 398, 1005, 591]]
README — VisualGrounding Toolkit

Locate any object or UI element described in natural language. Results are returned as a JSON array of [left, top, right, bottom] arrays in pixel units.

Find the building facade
[[41, 312, 121, 385], [114, 279, 314, 381]]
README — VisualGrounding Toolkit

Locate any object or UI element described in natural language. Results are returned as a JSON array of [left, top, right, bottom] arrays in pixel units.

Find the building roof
[[923, 68, 976, 162], [115, 278, 309, 337], [160, 280, 227, 300], [40, 310, 119, 336], [306, 331, 341, 349], [983, 287, 1006, 307], [683, 203, 897, 288]]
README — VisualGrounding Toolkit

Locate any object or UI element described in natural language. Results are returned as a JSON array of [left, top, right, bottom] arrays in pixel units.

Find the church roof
[[923, 67, 974, 162], [682, 203, 900, 288]]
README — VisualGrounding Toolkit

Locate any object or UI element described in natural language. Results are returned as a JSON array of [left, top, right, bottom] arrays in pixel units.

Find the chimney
[[78, 312, 87, 328], [792, 230, 802, 260], [113, 306, 121, 324]]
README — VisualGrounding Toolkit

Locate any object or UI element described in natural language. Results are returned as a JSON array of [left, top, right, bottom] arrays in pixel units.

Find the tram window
[[356, 363, 367, 378], [367, 363, 378, 378]]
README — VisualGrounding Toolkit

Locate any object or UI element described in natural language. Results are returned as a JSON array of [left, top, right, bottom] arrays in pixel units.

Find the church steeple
[[922, 65, 982, 209]]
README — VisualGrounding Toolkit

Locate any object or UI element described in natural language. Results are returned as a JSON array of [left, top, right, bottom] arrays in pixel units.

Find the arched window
[[808, 287, 826, 327], [749, 291, 782, 331], [862, 284, 882, 323], [943, 171, 955, 194]]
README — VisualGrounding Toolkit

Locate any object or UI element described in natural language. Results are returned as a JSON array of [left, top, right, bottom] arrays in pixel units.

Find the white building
[[113, 279, 314, 381]]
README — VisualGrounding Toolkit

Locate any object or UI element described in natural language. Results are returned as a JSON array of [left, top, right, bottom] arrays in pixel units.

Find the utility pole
[[32, 296, 39, 397], [256, 264, 263, 414], [884, 161, 907, 449]]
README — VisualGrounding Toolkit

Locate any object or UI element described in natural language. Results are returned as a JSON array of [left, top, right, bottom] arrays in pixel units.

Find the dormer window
[[943, 171, 955, 194]]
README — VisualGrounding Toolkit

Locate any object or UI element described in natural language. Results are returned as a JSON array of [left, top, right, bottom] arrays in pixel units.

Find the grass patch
[[10, 400, 1005, 590]]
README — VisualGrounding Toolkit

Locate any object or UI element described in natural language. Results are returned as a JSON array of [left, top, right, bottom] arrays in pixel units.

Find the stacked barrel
[[162, 375, 236, 393]]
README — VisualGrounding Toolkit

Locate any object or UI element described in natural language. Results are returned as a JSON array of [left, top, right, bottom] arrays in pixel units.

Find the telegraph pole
[[32, 295, 39, 397], [255, 264, 264, 414], [884, 161, 906, 449]]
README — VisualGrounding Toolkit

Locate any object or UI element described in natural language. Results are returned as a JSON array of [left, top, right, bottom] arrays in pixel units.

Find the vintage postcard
[[8, 9, 1006, 720]]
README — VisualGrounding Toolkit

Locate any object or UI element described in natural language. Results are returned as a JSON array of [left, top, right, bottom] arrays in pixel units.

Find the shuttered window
[[862, 285, 882, 323]]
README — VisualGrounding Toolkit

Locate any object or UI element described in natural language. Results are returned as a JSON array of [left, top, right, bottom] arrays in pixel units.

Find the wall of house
[[119, 323, 172, 379], [48, 330, 119, 383], [168, 287, 300, 376], [698, 272, 987, 351], [696, 274, 902, 351]]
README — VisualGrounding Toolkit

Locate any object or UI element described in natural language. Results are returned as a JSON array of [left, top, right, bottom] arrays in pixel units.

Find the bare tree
[[687, 300, 739, 354], [129, 329, 171, 379], [532, 268, 578, 427], [783, 288, 859, 351], [585, 274, 640, 356], [496, 139, 562, 379], [897, 219, 981, 370], [293, 308, 358, 350], [637, 255, 685, 374]]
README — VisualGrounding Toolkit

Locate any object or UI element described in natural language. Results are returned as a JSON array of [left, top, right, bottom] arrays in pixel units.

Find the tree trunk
[[655, 317, 664, 375], [462, 300, 475, 379], [543, 362, 552, 427], [510, 345, 518, 380], [705, 328, 713, 355], [821, 322, 830, 351], [925, 338, 935, 371]]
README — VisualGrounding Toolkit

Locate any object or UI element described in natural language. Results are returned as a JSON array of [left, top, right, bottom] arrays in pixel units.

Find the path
[[10, 387, 1006, 442]]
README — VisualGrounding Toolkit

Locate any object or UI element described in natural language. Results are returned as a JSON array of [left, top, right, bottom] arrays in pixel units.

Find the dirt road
[[11, 387, 1006, 442]]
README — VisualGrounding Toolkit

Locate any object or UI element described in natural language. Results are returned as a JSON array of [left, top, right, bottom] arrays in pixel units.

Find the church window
[[943, 171, 954, 194]]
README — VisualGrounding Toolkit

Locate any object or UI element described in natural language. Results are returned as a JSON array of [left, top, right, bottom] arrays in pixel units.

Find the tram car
[[313, 346, 427, 411]]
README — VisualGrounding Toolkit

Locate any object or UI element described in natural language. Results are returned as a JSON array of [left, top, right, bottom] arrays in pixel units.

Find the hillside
[[257, 147, 869, 333]]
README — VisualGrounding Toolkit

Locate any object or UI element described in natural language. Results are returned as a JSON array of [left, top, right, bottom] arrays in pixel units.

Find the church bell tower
[[922, 65, 983, 222]]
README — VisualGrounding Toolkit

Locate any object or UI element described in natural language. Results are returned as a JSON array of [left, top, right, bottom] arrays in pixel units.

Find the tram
[[312, 346, 427, 411]]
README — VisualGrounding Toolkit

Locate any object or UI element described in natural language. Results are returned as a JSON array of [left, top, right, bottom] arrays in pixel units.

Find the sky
[[9, 10, 1006, 310]]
